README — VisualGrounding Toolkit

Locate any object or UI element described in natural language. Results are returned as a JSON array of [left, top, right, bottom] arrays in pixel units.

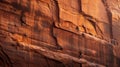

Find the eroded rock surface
[[0, 0, 120, 67]]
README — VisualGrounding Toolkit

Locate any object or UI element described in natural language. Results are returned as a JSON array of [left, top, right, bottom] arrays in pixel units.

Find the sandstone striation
[[0, 0, 120, 67]]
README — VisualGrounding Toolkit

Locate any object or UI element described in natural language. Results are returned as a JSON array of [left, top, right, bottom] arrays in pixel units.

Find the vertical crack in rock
[[53, 0, 60, 22], [82, 25, 87, 33], [10, 1, 30, 26], [20, 10, 26, 25], [84, 13, 103, 34], [101, 0, 113, 39], [87, 19, 103, 36], [78, 0, 82, 12], [0, 45, 13, 67], [48, 0, 62, 50], [102, 0, 119, 45], [80, 10, 104, 38], [49, 0, 60, 22], [51, 22, 63, 50]]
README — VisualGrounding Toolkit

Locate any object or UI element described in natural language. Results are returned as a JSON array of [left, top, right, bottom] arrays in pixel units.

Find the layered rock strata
[[0, 0, 120, 67]]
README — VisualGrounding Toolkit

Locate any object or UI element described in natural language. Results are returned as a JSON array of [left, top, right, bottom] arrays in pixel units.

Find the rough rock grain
[[0, 0, 120, 67]]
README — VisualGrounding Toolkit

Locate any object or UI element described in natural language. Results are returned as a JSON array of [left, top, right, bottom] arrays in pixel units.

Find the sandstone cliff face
[[0, 0, 120, 67]]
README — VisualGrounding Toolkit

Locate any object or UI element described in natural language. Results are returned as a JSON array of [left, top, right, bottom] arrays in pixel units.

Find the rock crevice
[[0, 0, 120, 67]]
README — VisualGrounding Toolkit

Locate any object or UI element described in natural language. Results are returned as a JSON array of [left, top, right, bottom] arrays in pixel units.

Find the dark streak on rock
[[78, 0, 82, 12], [20, 10, 26, 25], [51, 22, 63, 50], [87, 19, 103, 35], [82, 25, 87, 33], [11, 2, 30, 12], [101, 0, 113, 39], [0, 0, 10, 5], [64, 60, 74, 67], [0, 45, 13, 67], [44, 57, 51, 67], [50, 0, 60, 22], [53, 0, 60, 22], [48, 0, 62, 50], [35, 10, 43, 17], [41, 20, 51, 28]]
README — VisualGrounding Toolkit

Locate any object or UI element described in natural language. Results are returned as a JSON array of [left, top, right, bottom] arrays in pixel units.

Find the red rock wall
[[0, 0, 120, 67]]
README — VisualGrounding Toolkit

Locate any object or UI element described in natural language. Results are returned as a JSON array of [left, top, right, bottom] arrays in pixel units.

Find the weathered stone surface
[[81, 0, 109, 23], [105, 1, 120, 67], [0, 0, 120, 67]]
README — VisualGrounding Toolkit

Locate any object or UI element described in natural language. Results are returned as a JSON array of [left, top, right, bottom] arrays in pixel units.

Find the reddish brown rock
[[0, 0, 120, 67]]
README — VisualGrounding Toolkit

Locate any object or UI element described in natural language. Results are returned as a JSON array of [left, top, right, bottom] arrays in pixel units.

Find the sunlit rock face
[[0, 0, 120, 67]]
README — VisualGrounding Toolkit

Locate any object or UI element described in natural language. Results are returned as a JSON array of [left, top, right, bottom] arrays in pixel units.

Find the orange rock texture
[[0, 0, 120, 67]]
